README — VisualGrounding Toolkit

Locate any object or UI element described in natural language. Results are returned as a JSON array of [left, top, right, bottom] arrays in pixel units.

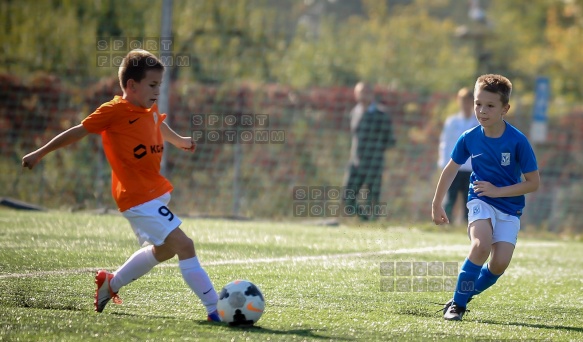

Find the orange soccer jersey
[[82, 96, 173, 211]]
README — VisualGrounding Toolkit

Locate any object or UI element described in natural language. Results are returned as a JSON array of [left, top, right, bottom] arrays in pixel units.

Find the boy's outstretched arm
[[432, 159, 461, 225], [22, 124, 90, 170], [160, 122, 195, 152]]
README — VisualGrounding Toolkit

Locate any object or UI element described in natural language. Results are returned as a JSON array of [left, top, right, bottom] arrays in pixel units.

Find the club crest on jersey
[[153, 111, 158, 124], [472, 205, 480, 215], [501, 152, 510, 166]]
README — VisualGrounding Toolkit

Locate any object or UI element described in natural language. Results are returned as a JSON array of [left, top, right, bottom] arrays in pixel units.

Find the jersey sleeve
[[450, 132, 470, 166], [159, 112, 167, 123], [82, 102, 116, 134], [517, 136, 538, 173]]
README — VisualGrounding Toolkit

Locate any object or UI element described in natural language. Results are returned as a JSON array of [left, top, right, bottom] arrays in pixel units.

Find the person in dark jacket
[[343, 82, 395, 221]]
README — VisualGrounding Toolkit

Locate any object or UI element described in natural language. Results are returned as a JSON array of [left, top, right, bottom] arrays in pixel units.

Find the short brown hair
[[474, 74, 512, 106], [457, 87, 473, 100], [118, 49, 164, 90]]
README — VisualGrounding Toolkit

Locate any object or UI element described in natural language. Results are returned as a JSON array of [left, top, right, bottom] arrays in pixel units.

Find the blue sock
[[452, 258, 482, 307], [471, 264, 502, 297]]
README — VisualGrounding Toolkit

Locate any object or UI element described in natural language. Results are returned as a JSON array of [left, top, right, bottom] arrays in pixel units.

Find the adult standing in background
[[438, 87, 479, 223], [343, 82, 395, 221]]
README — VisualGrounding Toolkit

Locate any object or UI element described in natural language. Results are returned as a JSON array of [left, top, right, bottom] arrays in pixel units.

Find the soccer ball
[[217, 280, 265, 326]]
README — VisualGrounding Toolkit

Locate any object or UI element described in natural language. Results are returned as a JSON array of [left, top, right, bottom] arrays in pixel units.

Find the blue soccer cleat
[[207, 309, 221, 322]]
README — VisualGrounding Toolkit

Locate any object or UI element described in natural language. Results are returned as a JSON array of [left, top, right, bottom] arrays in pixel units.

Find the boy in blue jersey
[[431, 74, 540, 321]]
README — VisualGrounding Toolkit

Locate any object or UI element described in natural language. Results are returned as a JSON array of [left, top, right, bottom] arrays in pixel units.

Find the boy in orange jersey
[[22, 49, 221, 321]]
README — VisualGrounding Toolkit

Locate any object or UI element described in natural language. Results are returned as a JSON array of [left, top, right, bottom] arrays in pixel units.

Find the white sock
[[110, 245, 159, 293], [178, 256, 218, 314]]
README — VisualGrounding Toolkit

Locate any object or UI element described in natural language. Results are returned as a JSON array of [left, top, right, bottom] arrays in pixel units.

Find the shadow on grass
[[109, 311, 179, 320], [108, 313, 353, 341], [3, 292, 84, 312], [476, 319, 583, 333], [197, 321, 355, 341], [397, 308, 437, 318], [396, 304, 441, 318], [399, 304, 583, 335]]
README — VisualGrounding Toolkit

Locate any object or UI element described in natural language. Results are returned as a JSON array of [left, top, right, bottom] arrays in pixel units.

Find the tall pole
[[233, 130, 242, 217], [469, 0, 489, 79], [159, 0, 173, 176], [232, 91, 245, 218], [455, 0, 490, 80]]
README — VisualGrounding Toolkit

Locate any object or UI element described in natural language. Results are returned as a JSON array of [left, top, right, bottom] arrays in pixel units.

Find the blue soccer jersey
[[451, 121, 538, 217]]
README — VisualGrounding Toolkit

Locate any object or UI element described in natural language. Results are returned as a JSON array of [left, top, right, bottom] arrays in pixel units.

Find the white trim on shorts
[[466, 198, 520, 245], [122, 192, 182, 247]]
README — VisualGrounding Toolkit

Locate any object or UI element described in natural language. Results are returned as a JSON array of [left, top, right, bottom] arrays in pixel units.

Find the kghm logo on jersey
[[501, 152, 510, 166], [133, 144, 147, 159], [133, 143, 163, 159]]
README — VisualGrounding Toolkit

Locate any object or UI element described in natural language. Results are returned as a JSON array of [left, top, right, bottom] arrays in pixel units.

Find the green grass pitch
[[1, 210, 582, 341]]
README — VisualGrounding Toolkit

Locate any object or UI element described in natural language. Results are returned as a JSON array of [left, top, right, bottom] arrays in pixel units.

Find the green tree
[[1, 0, 582, 100], [487, 0, 583, 100]]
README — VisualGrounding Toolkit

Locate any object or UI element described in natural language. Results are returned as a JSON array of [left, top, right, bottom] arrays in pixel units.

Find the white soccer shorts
[[122, 192, 182, 247], [466, 198, 520, 245]]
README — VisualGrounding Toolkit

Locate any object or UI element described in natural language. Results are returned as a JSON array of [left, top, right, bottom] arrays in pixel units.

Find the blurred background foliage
[[1, 0, 582, 98], [1, 0, 583, 233]]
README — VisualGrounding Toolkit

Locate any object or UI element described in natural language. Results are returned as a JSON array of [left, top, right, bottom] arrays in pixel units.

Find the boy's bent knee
[[164, 228, 196, 259], [152, 245, 176, 262], [470, 240, 490, 255], [174, 236, 196, 259], [469, 240, 490, 263], [489, 256, 512, 274], [178, 236, 195, 253]]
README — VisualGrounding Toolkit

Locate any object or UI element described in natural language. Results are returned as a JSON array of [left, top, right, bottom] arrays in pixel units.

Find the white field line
[[0, 242, 559, 279]]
